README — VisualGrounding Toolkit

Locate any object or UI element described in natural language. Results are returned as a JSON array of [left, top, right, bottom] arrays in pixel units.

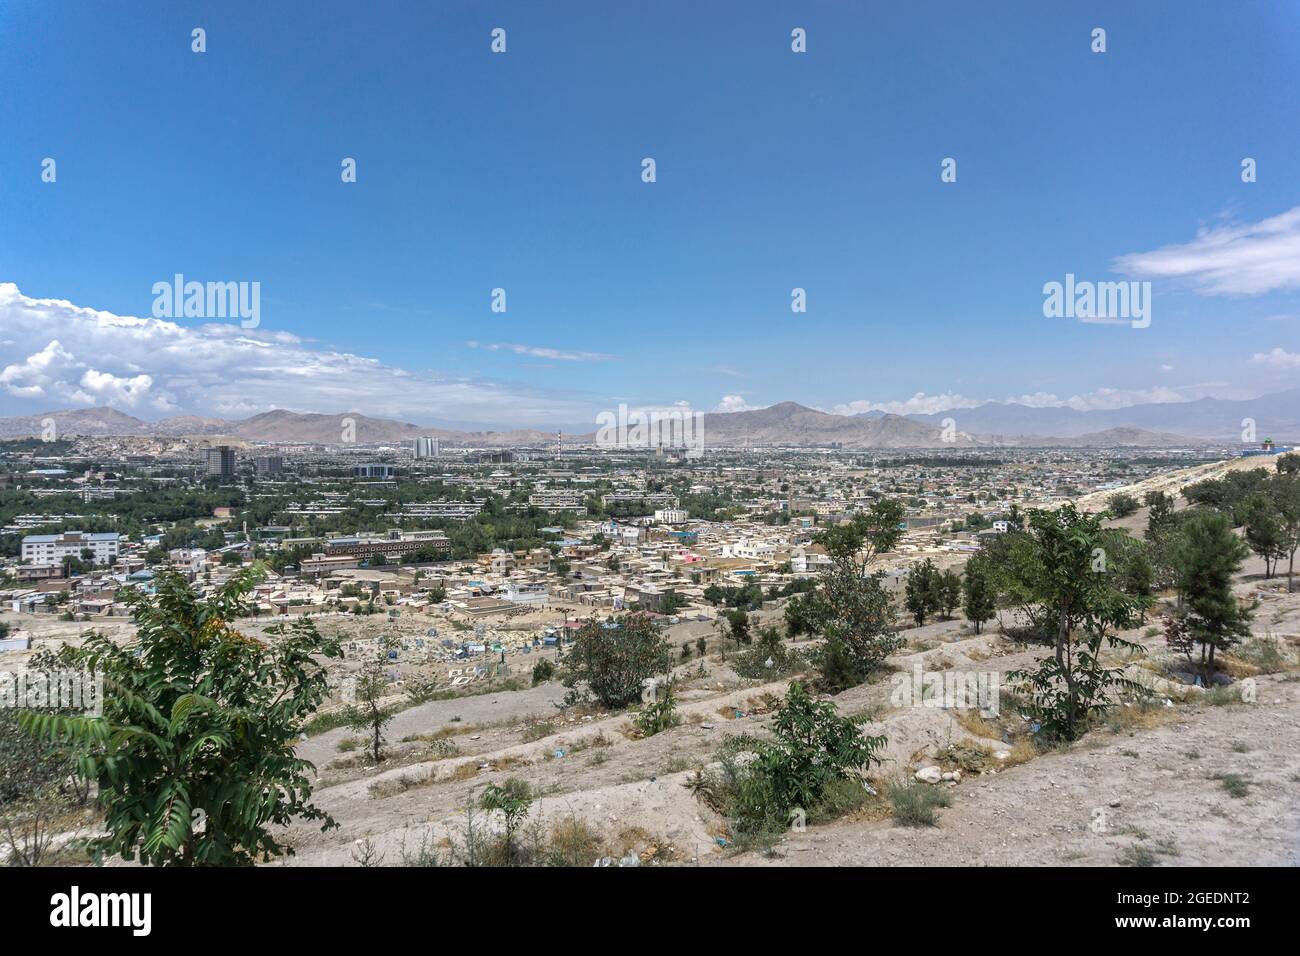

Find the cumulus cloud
[[831, 392, 982, 416], [73, 369, 155, 407], [0, 283, 593, 424], [1250, 347, 1300, 369], [1115, 206, 1300, 295], [0, 340, 79, 399], [714, 394, 759, 413]]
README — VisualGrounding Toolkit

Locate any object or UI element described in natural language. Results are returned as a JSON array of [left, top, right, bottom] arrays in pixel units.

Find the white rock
[[915, 766, 943, 784]]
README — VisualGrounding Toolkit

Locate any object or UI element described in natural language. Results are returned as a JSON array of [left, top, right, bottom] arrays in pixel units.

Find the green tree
[[561, 613, 672, 708], [936, 569, 962, 619], [531, 658, 556, 685], [1170, 510, 1253, 678], [905, 558, 938, 626], [344, 635, 399, 763], [961, 555, 996, 634], [1269, 473, 1300, 592], [479, 778, 533, 864], [19, 569, 340, 865], [1242, 493, 1286, 579], [1106, 492, 1140, 518], [1006, 506, 1149, 741], [784, 593, 813, 638], [720, 608, 752, 647], [800, 501, 904, 691]]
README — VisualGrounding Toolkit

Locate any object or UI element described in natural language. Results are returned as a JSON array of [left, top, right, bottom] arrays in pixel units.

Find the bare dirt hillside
[[272, 569, 1300, 867], [1076, 455, 1282, 513]]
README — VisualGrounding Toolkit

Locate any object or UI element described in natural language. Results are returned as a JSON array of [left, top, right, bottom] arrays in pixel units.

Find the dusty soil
[[273, 570, 1300, 867]]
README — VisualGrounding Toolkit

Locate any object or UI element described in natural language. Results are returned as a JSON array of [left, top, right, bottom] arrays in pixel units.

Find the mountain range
[[6, 388, 1295, 447]]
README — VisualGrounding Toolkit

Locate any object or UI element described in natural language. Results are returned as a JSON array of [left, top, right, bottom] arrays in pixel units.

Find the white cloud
[[0, 339, 79, 399], [465, 340, 617, 362], [1115, 206, 1300, 295], [0, 283, 594, 424], [74, 369, 154, 408], [1061, 387, 1187, 411], [1250, 347, 1300, 369], [832, 392, 982, 416], [714, 394, 759, 413], [829, 386, 1203, 416]]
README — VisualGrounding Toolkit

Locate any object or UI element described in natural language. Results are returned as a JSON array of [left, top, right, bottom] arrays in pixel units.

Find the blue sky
[[1, 0, 1298, 427]]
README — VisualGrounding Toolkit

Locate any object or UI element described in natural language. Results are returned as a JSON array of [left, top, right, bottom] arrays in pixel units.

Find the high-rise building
[[254, 455, 283, 476], [204, 445, 236, 479], [414, 436, 440, 459]]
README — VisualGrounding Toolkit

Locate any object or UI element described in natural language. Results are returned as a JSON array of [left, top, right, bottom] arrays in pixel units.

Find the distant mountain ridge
[[0, 397, 1252, 448], [903, 387, 1300, 441]]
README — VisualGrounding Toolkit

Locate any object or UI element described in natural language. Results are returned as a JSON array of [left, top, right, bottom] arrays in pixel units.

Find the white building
[[414, 436, 440, 459], [528, 490, 586, 511], [728, 539, 778, 561], [21, 531, 121, 567], [168, 548, 208, 574], [790, 547, 832, 574], [654, 508, 688, 525]]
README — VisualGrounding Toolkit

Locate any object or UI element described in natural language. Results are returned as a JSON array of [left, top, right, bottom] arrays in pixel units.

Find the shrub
[[701, 682, 885, 840], [531, 658, 556, 686], [1212, 773, 1251, 799], [732, 625, 805, 679], [888, 780, 952, 826], [479, 778, 533, 864], [1107, 492, 1140, 518], [634, 686, 680, 738], [561, 613, 672, 708]]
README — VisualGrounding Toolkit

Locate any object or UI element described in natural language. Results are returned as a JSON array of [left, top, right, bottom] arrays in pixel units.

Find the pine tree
[[962, 556, 996, 634], [1171, 510, 1253, 678]]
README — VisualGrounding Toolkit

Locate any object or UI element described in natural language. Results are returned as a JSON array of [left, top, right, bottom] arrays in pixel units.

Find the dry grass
[[999, 739, 1038, 768], [448, 761, 481, 782], [545, 817, 608, 865], [1100, 699, 1179, 735], [401, 723, 483, 744], [368, 770, 432, 798]]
